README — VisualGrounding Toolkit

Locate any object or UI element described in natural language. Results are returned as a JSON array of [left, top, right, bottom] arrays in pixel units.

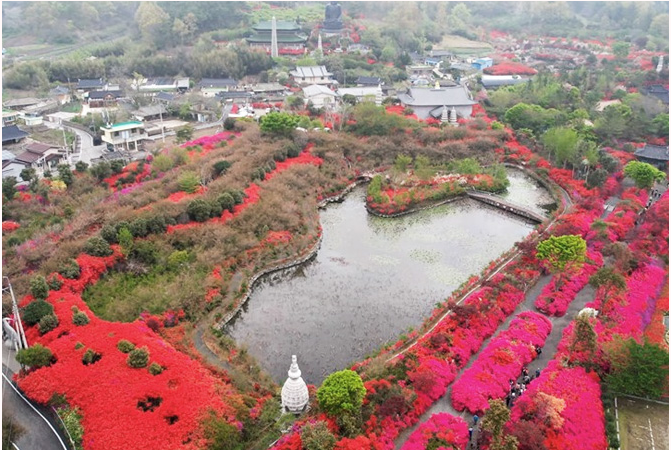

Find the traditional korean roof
[[155, 92, 177, 102], [198, 78, 238, 89], [356, 76, 382, 86], [253, 20, 301, 32], [49, 85, 70, 96], [216, 91, 253, 100], [76, 78, 105, 89], [247, 34, 308, 44], [645, 84, 669, 104], [398, 86, 477, 107], [2, 125, 29, 143], [88, 90, 123, 99], [634, 144, 669, 162], [15, 150, 43, 164]]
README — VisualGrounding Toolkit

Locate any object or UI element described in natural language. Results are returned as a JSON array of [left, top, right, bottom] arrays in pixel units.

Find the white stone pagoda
[[281, 355, 309, 414]]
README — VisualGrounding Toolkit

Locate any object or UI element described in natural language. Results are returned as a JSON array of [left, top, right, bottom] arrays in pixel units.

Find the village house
[[2, 110, 20, 127], [2, 150, 25, 180], [290, 66, 337, 86], [100, 121, 147, 152], [14, 141, 67, 175], [471, 57, 494, 71], [87, 90, 123, 108], [337, 85, 384, 106], [49, 86, 72, 105], [2, 125, 29, 145], [251, 83, 289, 99], [301, 84, 339, 109], [3, 98, 42, 111], [398, 85, 477, 120], [133, 77, 190, 95], [76, 78, 106, 96], [216, 91, 253, 104], [133, 104, 168, 122], [197, 78, 238, 97]]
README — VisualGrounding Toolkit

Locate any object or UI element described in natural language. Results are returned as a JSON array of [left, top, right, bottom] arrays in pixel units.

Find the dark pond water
[[226, 171, 549, 385]]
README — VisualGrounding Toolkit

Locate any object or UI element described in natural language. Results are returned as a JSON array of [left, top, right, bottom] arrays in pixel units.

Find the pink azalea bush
[[534, 248, 603, 316], [400, 413, 469, 450], [451, 312, 552, 414]]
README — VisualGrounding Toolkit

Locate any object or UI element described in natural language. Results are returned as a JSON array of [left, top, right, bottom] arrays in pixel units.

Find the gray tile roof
[[635, 144, 669, 161], [77, 78, 105, 89], [88, 90, 123, 99], [290, 66, 333, 78], [397, 86, 477, 107], [198, 78, 237, 89], [2, 125, 29, 143]]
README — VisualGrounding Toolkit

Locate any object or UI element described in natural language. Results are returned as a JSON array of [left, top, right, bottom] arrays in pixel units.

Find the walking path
[[2, 347, 71, 450]]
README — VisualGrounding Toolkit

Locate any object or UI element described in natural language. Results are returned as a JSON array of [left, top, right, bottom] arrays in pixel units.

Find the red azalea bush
[[483, 62, 537, 76], [2, 221, 20, 233], [17, 250, 245, 450], [451, 311, 552, 414], [507, 360, 607, 450], [400, 413, 469, 450]]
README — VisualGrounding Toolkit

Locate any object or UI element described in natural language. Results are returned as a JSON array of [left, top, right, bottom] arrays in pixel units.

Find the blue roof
[[2, 125, 29, 143]]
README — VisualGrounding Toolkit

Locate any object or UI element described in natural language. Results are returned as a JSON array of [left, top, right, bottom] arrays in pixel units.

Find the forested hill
[[2, 1, 668, 93]]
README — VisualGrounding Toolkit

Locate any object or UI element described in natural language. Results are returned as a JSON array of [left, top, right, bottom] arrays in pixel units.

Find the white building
[[302, 84, 339, 109], [336, 85, 384, 106], [290, 66, 337, 86], [100, 121, 147, 152]]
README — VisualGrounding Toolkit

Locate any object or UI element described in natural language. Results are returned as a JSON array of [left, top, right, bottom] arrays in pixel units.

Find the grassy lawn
[[439, 34, 493, 54], [26, 126, 75, 147], [83, 266, 210, 322]]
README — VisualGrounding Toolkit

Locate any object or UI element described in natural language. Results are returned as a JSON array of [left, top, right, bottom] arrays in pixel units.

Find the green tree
[[607, 339, 669, 398], [2, 413, 25, 449], [652, 113, 669, 138], [543, 127, 579, 168], [176, 125, 194, 144], [623, 160, 666, 189], [259, 112, 300, 137], [84, 236, 113, 257], [2, 176, 17, 201], [20, 167, 37, 183], [612, 42, 630, 59], [217, 193, 235, 212], [178, 171, 200, 193], [594, 104, 633, 141], [30, 276, 49, 301], [117, 227, 134, 257], [16, 344, 53, 368], [22, 300, 54, 326], [536, 235, 587, 273], [187, 199, 212, 222], [127, 346, 150, 368], [481, 399, 518, 450], [394, 154, 413, 173], [57, 164, 74, 187], [203, 413, 242, 450], [152, 154, 173, 172], [75, 161, 89, 173], [317, 370, 366, 417], [134, 2, 171, 48]]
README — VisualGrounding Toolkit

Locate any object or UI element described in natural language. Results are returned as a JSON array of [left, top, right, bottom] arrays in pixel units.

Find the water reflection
[[227, 172, 550, 384]]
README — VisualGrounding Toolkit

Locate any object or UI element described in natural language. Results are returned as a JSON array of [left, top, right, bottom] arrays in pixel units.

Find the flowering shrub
[[507, 361, 607, 450], [483, 62, 537, 76], [16, 250, 246, 450], [400, 413, 469, 450], [2, 221, 20, 233], [535, 248, 603, 316], [451, 312, 552, 414]]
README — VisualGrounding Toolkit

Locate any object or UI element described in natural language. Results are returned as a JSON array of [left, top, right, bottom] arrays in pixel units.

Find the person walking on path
[[469, 427, 473, 440], [473, 414, 479, 426]]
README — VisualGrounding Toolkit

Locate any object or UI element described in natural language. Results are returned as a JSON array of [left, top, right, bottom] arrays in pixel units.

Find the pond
[[226, 170, 551, 384]]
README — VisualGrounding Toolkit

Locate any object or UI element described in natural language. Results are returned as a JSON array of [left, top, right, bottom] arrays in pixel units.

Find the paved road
[[43, 120, 106, 165], [2, 357, 70, 450]]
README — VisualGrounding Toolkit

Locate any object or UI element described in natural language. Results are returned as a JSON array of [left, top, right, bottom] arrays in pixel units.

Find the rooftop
[[356, 76, 382, 85], [253, 20, 301, 32], [398, 86, 477, 107], [634, 144, 669, 161], [77, 78, 105, 89], [198, 78, 238, 89], [2, 125, 29, 143], [88, 90, 123, 99], [290, 66, 333, 78], [103, 121, 144, 130], [25, 142, 56, 154], [302, 84, 338, 98]]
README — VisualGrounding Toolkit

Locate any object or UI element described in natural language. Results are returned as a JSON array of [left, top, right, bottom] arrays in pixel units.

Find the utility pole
[[2, 277, 28, 351]]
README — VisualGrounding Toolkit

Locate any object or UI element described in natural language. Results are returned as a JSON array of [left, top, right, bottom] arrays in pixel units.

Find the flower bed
[[400, 413, 469, 450], [534, 248, 603, 317], [17, 249, 247, 450], [483, 62, 537, 76], [2, 221, 20, 233], [507, 360, 607, 450], [451, 311, 552, 414]]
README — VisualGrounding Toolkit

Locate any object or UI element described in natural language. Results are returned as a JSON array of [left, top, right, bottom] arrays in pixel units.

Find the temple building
[[247, 20, 307, 56], [281, 355, 309, 414], [634, 144, 669, 171], [398, 84, 477, 120]]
